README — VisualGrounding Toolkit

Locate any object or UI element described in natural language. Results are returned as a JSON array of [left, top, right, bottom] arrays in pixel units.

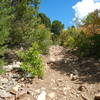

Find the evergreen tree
[[33, 0, 41, 10], [38, 13, 51, 28], [51, 20, 64, 34], [0, 0, 13, 67], [9, 0, 40, 46], [0, 0, 13, 55]]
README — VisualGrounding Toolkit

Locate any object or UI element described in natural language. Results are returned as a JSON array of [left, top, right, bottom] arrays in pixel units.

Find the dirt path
[[0, 45, 100, 100]]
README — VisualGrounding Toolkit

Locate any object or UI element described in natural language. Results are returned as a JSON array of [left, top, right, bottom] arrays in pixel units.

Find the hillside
[[0, 46, 100, 100]]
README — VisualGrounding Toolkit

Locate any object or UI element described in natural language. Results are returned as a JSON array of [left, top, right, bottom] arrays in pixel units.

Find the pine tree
[[9, 0, 41, 46], [0, 0, 13, 55], [0, 0, 13, 67]]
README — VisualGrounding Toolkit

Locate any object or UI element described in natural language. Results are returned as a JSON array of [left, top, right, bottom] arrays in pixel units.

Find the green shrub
[[61, 27, 95, 57], [63, 27, 79, 49], [33, 25, 52, 54], [74, 32, 100, 57], [52, 34, 61, 45], [88, 34, 100, 57], [75, 31, 91, 56], [18, 42, 44, 78], [63, 27, 100, 57]]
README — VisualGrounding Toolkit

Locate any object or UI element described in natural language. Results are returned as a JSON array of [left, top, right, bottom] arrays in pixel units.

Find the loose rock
[[48, 92, 56, 99], [95, 92, 100, 100]]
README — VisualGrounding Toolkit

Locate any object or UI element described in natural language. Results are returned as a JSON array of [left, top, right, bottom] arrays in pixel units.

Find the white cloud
[[72, 0, 100, 20]]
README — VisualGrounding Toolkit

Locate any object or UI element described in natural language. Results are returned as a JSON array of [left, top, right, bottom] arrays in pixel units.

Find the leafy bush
[[62, 27, 79, 49], [62, 26, 100, 57], [33, 25, 52, 54], [88, 34, 100, 57], [74, 32, 100, 57], [75, 31, 91, 56], [52, 34, 61, 45], [18, 43, 44, 78]]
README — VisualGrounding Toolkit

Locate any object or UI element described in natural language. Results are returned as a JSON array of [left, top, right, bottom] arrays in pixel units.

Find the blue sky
[[39, 0, 100, 29], [39, 0, 79, 29]]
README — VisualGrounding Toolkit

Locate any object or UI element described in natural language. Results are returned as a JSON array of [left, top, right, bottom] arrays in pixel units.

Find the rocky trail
[[0, 45, 100, 100]]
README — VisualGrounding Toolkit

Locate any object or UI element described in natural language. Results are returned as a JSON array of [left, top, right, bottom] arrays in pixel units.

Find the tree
[[9, 0, 40, 46], [9, 0, 52, 53], [82, 10, 100, 35], [0, 0, 13, 54], [38, 13, 51, 28], [33, 0, 41, 10], [51, 20, 64, 34], [0, 0, 13, 67]]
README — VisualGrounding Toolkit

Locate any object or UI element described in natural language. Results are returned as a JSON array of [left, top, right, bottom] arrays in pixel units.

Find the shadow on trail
[[48, 54, 100, 84]]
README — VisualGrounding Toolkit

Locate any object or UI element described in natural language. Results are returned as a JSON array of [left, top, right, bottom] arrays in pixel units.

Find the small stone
[[52, 87, 57, 90], [78, 85, 86, 92], [81, 61, 87, 64], [0, 78, 8, 84], [10, 89, 17, 95], [94, 63, 100, 66], [6, 95, 15, 100], [49, 57, 55, 62], [37, 90, 46, 100], [10, 84, 20, 95], [20, 78, 24, 81], [27, 90, 34, 96], [57, 57, 62, 61], [81, 94, 90, 100], [3, 61, 21, 72], [76, 93, 80, 97], [16, 94, 35, 100], [0, 90, 12, 98], [16, 89, 28, 98], [63, 87, 67, 95], [35, 89, 40, 93], [57, 79, 63, 82], [95, 92, 100, 100], [7, 72, 13, 78], [4, 65, 13, 71], [70, 74, 78, 81], [48, 92, 56, 99], [12, 74, 20, 79], [4, 79, 17, 91], [64, 60, 67, 63], [51, 79, 56, 83], [0, 86, 3, 89]]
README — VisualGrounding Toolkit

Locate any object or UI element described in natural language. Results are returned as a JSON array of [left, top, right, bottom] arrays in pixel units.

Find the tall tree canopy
[[82, 10, 100, 35], [38, 13, 51, 28], [9, 0, 41, 46], [0, 0, 13, 55], [51, 20, 64, 34]]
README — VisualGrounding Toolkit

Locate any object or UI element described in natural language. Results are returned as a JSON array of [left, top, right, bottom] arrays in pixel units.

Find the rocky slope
[[0, 45, 100, 100]]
